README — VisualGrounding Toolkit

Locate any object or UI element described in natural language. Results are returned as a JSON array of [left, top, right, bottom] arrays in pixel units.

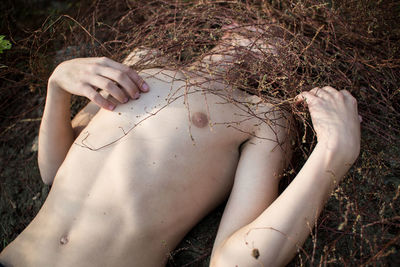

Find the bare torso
[[1, 68, 273, 267]]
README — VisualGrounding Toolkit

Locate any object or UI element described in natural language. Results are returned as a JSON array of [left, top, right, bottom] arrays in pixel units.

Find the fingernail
[[142, 83, 149, 92], [134, 92, 140, 99], [109, 104, 115, 110], [124, 97, 129, 103]]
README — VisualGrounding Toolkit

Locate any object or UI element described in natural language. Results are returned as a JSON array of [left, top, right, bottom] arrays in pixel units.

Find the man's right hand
[[296, 86, 361, 164], [49, 57, 149, 110]]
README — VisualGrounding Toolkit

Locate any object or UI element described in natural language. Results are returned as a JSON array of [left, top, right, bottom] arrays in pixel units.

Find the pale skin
[[0, 25, 360, 267]]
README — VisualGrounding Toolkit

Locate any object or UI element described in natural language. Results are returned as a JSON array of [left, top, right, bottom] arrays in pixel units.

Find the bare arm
[[38, 82, 74, 185], [38, 57, 149, 185], [211, 86, 361, 266]]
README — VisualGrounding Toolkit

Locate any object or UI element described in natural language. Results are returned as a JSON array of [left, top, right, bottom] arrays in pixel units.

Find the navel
[[191, 112, 209, 128], [60, 234, 69, 245]]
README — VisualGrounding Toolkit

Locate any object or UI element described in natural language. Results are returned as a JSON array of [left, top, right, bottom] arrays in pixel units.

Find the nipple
[[60, 235, 69, 245], [191, 112, 208, 128]]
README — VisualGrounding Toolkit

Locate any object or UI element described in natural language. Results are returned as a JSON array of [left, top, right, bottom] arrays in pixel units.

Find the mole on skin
[[191, 112, 208, 128]]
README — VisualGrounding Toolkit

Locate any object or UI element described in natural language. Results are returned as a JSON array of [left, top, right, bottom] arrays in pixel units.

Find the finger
[[296, 91, 319, 105], [89, 75, 128, 104], [340, 89, 357, 103], [295, 87, 320, 105], [309, 87, 320, 95], [99, 57, 149, 92], [340, 89, 359, 113], [312, 87, 332, 99], [96, 66, 140, 99], [321, 86, 338, 94], [127, 69, 149, 93], [294, 93, 307, 105], [83, 85, 116, 111]]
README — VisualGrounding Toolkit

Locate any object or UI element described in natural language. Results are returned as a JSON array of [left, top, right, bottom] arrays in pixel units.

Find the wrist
[[45, 75, 72, 114], [316, 135, 360, 164], [47, 74, 70, 99], [313, 142, 357, 176]]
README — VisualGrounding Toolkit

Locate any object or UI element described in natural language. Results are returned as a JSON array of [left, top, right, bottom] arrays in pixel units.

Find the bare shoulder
[[238, 92, 293, 168], [238, 92, 293, 143]]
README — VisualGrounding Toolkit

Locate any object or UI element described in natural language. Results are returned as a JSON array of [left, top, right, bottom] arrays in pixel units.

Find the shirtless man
[[0, 25, 360, 266]]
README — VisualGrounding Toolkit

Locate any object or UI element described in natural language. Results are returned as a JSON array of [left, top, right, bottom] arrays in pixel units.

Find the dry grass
[[1, 0, 399, 266]]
